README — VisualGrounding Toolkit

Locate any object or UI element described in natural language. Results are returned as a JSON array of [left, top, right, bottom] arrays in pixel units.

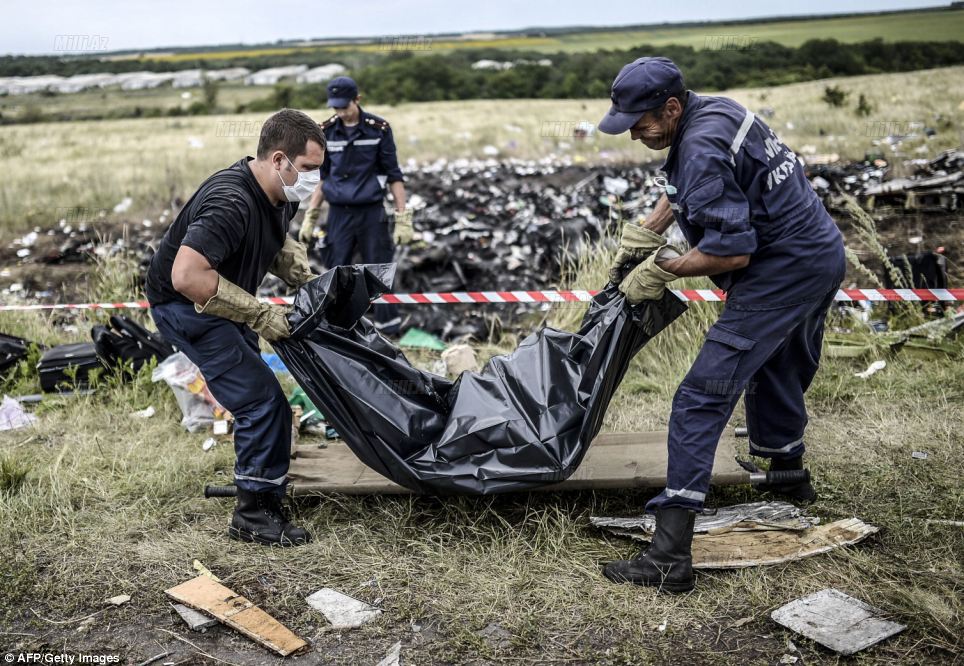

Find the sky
[[1, 0, 946, 56]]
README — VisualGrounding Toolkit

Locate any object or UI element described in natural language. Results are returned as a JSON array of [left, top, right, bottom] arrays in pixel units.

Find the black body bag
[[274, 264, 686, 495]]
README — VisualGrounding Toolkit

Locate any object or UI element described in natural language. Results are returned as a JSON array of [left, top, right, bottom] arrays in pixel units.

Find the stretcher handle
[[204, 484, 238, 498], [748, 469, 811, 485]]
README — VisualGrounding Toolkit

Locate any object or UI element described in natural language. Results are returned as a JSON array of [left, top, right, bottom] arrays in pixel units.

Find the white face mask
[[277, 155, 320, 202]]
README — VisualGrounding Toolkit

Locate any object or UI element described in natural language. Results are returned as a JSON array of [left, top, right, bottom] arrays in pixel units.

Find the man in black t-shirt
[[146, 109, 325, 547]]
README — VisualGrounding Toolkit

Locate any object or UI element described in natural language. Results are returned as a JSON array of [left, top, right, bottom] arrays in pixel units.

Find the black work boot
[[760, 455, 817, 503], [228, 488, 312, 547], [603, 507, 695, 593]]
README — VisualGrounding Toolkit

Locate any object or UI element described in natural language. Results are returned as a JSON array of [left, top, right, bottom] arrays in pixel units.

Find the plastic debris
[[113, 197, 133, 213], [397, 327, 447, 351], [152, 352, 231, 432], [260, 352, 289, 374], [0, 395, 37, 430], [855, 360, 886, 379], [440, 343, 480, 376], [172, 602, 218, 632], [592, 501, 818, 537], [771, 588, 906, 655], [106, 594, 130, 606], [375, 641, 402, 666], [305, 588, 382, 629], [911, 451, 928, 460], [201, 437, 217, 452], [130, 405, 155, 419]]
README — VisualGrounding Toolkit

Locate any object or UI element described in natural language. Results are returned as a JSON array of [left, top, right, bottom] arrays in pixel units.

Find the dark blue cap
[[598, 57, 684, 135], [326, 76, 359, 108]]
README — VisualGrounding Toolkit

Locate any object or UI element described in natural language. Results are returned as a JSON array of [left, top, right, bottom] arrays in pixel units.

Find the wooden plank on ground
[[165, 575, 307, 657], [691, 518, 880, 569], [288, 431, 747, 495]]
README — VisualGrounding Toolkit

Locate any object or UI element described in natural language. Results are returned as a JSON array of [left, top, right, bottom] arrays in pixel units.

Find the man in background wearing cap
[[299, 76, 410, 335], [599, 57, 845, 592]]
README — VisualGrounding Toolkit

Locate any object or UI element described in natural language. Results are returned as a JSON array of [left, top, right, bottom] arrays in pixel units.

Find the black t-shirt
[[145, 157, 299, 306]]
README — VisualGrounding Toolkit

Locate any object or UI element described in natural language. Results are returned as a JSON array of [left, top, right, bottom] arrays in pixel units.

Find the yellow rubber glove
[[298, 207, 323, 246], [393, 209, 414, 245], [617, 246, 681, 304], [609, 222, 666, 285], [269, 236, 316, 287], [195, 275, 290, 341]]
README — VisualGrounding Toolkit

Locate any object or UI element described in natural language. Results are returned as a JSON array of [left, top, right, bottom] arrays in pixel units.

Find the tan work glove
[[270, 236, 316, 288], [618, 244, 681, 304], [298, 207, 323, 246], [195, 274, 290, 342], [609, 221, 666, 285], [393, 209, 413, 245]]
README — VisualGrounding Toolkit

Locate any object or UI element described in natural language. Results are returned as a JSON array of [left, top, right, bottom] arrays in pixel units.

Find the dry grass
[[1, 219, 961, 664]]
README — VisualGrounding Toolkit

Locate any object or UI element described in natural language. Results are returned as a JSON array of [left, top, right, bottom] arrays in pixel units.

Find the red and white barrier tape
[[0, 288, 961, 312]]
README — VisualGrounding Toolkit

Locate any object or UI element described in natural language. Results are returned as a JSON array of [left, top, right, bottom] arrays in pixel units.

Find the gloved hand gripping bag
[[273, 264, 687, 495]]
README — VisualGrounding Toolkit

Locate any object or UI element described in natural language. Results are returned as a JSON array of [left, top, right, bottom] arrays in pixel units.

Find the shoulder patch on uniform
[[365, 116, 390, 131], [321, 115, 338, 130]]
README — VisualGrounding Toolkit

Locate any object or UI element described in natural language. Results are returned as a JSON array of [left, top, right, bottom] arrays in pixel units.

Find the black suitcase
[[37, 342, 105, 392], [0, 332, 32, 376], [92, 314, 176, 372]]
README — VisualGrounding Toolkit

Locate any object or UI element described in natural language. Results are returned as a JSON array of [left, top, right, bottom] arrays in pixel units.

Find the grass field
[[0, 66, 961, 237], [0, 231, 960, 663], [131, 8, 964, 61]]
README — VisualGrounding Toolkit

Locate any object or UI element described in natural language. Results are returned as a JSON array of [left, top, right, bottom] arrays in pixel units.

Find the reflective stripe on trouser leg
[[748, 436, 805, 456]]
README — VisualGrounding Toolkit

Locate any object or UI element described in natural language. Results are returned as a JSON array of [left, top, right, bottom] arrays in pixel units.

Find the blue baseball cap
[[598, 57, 684, 135], [326, 76, 359, 108]]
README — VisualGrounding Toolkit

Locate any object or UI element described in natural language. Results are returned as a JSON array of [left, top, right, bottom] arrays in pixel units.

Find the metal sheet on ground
[[771, 588, 906, 655], [288, 432, 747, 495]]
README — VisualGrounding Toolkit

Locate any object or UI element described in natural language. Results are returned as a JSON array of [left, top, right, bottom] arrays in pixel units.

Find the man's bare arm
[[171, 245, 219, 305], [658, 247, 750, 278], [641, 194, 675, 234]]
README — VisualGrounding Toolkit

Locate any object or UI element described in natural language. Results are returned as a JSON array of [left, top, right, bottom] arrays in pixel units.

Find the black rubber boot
[[228, 488, 312, 547], [760, 456, 817, 503], [603, 507, 695, 593]]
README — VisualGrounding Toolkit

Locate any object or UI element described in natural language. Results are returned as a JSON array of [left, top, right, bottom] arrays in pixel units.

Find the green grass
[[545, 8, 964, 52], [0, 222, 961, 663]]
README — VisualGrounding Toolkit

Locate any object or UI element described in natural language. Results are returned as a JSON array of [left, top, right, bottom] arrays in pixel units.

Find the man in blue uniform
[[146, 109, 324, 547], [598, 57, 846, 592], [299, 76, 411, 335]]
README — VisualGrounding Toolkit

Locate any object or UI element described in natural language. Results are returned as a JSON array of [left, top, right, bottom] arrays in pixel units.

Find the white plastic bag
[[151, 352, 230, 432]]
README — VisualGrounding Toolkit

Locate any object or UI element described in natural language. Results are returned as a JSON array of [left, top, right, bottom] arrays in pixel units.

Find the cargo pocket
[[683, 324, 757, 397]]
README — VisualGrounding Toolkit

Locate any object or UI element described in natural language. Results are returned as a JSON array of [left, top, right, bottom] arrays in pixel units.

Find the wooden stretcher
[[287, 431, 748, 495]]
